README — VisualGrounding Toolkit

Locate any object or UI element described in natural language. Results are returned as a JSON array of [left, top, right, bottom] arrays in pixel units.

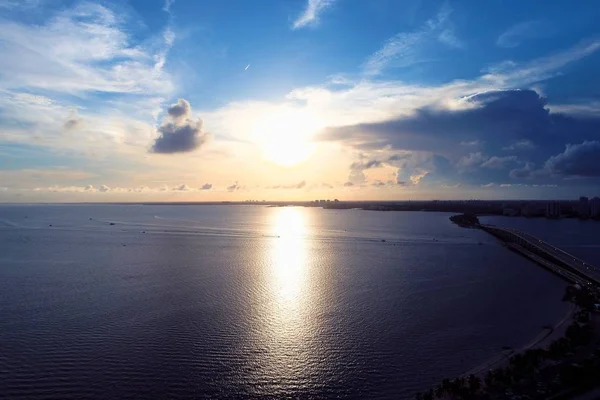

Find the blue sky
[[1, 0, 600, 201]]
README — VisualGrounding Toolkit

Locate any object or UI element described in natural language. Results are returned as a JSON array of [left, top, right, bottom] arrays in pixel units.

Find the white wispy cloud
[[482, 39, 600, 87], [0, 1, 173, 95], [497, 20, 545, 48], [292, 0, 335, 29], [548, 101, 600, 116], [163, 0, 175, 13], [0, 0, 39, 9], [363, 3, 463, 75]]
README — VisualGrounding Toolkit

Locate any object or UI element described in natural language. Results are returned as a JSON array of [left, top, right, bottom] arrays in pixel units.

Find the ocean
[[0, 205, 571, 399]]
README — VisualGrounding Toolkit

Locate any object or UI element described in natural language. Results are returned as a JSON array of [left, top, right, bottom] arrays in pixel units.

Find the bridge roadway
[[480, 224, 600, 286]]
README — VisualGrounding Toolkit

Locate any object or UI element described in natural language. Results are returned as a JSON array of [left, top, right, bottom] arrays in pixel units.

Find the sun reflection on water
[[250, 206, 322, 390], [270, 207, 308, 305]]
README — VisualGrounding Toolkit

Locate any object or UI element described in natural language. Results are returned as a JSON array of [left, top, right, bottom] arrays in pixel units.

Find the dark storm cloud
[[320, 90, 600, 157], [151, 98, 210, 154], [166, 99, 191, 121], [322, 89, 600, 186], [481, 156, 518, 169], [509, 162, 538, 179], [545, 141, 600, 177]]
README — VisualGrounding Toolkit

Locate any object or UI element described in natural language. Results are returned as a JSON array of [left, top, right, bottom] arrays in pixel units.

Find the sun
[[252, 108, 319, 167]]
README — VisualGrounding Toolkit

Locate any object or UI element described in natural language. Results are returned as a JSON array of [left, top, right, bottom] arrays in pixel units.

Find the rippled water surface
[[0, 205, 571, 399]]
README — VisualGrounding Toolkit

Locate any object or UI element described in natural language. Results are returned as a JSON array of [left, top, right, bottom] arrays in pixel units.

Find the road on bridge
[[481, 225, 600, 285]]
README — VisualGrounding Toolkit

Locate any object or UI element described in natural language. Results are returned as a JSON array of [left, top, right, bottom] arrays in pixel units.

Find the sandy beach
[[464, 302, 577, 377]]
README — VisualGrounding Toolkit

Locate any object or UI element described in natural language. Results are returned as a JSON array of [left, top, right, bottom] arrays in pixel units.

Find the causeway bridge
[[480, 224, 600, 287]]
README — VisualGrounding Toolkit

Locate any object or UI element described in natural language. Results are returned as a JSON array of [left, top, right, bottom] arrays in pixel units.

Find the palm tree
[[468, 374, 482, 394], [434, 385, 444, 398], [422, 389, 434, 400]]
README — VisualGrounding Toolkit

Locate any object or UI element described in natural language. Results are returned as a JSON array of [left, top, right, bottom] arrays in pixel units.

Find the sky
[[1, 0, 600, 202]]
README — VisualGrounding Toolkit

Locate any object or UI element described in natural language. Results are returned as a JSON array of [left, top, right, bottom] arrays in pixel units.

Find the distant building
[[503, 207, 520, 216], [579, 196, 590, 217], [591, 197, 600, 218], [546, 201, 560, 218], [521, 203, 544, 217]]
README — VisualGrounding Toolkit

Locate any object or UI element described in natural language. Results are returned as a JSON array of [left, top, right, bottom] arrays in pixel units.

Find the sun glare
[[269, 207, 307, 302], [253, 109, 319, 166]]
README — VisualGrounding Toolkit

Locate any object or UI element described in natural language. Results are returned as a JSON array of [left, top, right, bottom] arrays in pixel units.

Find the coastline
[[463, 301, 577, 377]]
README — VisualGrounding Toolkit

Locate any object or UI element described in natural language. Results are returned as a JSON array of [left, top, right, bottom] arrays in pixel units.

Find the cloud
[[503, 139, 536, 151], [509, 162, 538, 179], [343, 182, 354, 187], [346, 157, 386, 185], [0, 2, 173, 95], [227, 182, 240, 191], [320, 89, 600, 166], [163, 0, 175, 13], [506, 141, 600, 180], [0, 0, 39, 9], [408, 170, 429, 184], [549, 102, 600, 116], [64, 118, 82, 130], [173, 184, 191, 191], [349, 159, 383, 169], [460, 140, 482, 147], [29, 184, 220, 194], [292, 0, 335, 29], [497, 21, 545, 48], [483, 39, 600, 87], [457, 152, 488, 171], [481, 156, 518, 169], [545, 141, 600, 177], [151, 99, 210, 154], [166, 98, 191, 121], [363, 4, 463, 75], [0, 168, 96, 188], [63, 108, 82, 130], [287, 40, 600, 136], [442, 183, 462, 188], [499, 183, 558, 188], [269, 180, 308, 189]]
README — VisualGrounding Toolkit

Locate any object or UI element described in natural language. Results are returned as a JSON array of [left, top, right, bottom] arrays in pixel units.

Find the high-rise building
[[546, 201, 560, 218], [579, 196, 590, 217], [591, 197, 600, 218]]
